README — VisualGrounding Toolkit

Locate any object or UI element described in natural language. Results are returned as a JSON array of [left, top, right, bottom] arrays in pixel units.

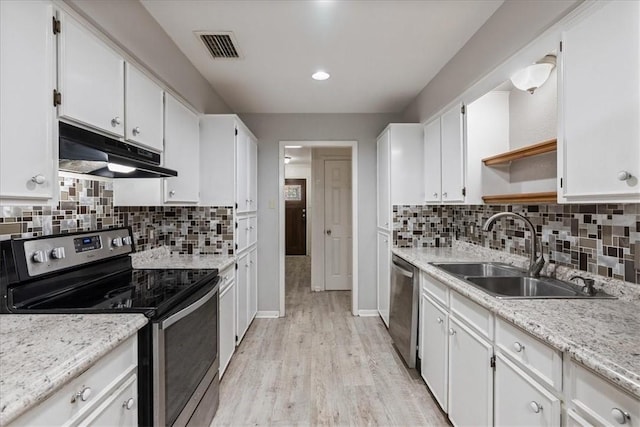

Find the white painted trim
[[279, 140, 359, 317], [255, 311, 280, 318], [358, 310, 380, 317]]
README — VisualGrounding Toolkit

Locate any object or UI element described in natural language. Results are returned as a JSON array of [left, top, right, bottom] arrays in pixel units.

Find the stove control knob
[[123, 236, 132, 245], [51, 247, 66, 260], [112, 237, 123, 247], [32, 250, 46, 263]]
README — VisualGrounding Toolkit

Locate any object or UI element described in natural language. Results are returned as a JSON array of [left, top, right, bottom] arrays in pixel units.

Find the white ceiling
[[285, 147, 312, 165], [141, 0, 503, 114]]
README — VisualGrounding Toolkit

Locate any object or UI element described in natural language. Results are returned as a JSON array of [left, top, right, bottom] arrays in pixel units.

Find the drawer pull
[[449, 328, 456, 336], [71, 386, 92, 403], [123, 397, 135, 410], [513, 342, 525, 352], [436, 317, 443, 324], [529, 401, 542, 413], [611, 408, 630, 425]]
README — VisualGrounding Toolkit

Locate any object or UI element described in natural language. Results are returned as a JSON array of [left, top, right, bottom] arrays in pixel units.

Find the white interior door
[[324, 160, 352, 291]]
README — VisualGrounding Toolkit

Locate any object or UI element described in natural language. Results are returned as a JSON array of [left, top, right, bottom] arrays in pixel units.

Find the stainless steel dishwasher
[[389, 254, 420, 368]]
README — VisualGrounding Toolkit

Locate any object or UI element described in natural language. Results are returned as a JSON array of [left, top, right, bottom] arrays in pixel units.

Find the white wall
[[63, 0, 230, 114], [240, 113, 401, 312], [403, 0, 579, 123]]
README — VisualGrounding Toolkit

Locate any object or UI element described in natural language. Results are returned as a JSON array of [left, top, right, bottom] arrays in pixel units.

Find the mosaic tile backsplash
[[0, 176, 233, 255], [394, 203, 640, 284]]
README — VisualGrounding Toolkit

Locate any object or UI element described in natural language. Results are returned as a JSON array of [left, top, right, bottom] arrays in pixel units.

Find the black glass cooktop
[[11, 268, 218, 317]]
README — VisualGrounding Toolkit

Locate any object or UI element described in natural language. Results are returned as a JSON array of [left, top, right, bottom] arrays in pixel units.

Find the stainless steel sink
[[432, 262, 526, 277], [430, 262, 616, 299]]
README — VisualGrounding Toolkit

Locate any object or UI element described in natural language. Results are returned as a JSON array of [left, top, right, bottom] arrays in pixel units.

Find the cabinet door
[[440, 103, 465, 203], [248, 136, 258, 212], [219, 280, 236, 377], [235, 126, 249, 213], [78, 374, 138, 427], [236, 253, 249, 343], [0, 0, 56, 202], [58, 11, 124, 136], [376, 129, 390, 229], [423, 118, 442, 203], [125, 64, 163, 152], [249, 247, 258, 323], [376, 231, 390, 327], [236, 216, 249, 253], [249, 216, 257, 246], [560, 1, 640, 202], [420, 294, 449, 412], [448, 315, 493, 427], [164, 94, 199, 203], [494, 353, 561, 427]]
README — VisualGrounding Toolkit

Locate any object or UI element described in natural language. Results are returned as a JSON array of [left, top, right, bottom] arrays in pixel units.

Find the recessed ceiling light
[[312, 71, 330, 81]]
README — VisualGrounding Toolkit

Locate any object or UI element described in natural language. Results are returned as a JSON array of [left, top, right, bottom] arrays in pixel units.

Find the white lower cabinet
[[447, 314, 494, 427], [9, 336, 137, 426], [219, 266, 236, 378], [494, 353, 561, 427], [377, 231, 390, 327], [420, 293, 449, 411], [249, 247, 258, 323], [236, 252, 249, 344]]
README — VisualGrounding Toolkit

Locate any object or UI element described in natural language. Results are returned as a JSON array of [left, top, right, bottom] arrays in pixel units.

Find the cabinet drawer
[[422, 271, 448, 307], [219, 265, 235, 293], [569, 362, 640, 427], [450, 290, 492, 338], [10, 336, 137, 426], [566, 409, 594, 427], [494, 353, 561, 427], [496, 318, 562, 391], [77, 374, 137, 427]]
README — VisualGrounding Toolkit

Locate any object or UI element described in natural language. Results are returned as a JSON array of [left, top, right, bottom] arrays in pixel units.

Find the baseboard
[[256, 311, 280, 318], [358, 310, 380, 317]]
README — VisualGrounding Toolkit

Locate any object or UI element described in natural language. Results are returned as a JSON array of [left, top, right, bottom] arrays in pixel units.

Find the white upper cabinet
[[424, 103, 466, 204], [164, 94, 199, 203], [559, 0, 640, 203], [248, 135, 258, 212], [124, 64, 164, 152], [57, 11, 124, 137], [424, 118, 442, 203], [0, 0, 56, 203], [235, 126, 249, 213], [376, 129, 390, 229], [377, 124, 423, 230]]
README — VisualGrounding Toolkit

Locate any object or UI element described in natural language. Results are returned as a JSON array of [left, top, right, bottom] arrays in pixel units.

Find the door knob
[[326, 230, 332, 236]]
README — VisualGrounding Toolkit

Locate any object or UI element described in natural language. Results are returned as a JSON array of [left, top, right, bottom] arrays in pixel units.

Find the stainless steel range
[[0, 227, 220, 426]]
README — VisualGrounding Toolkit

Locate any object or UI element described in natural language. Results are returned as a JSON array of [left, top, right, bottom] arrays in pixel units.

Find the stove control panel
[[21, 228, 134, 278]]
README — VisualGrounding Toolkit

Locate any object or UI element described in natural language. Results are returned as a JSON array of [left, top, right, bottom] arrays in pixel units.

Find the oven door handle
[[159, 284, 218, 329]]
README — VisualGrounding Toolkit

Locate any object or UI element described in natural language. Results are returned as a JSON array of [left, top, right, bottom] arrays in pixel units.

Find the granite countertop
[[393, 243, 640, 399], [0, 314, 148, 425], [130, 246, 236, 271]]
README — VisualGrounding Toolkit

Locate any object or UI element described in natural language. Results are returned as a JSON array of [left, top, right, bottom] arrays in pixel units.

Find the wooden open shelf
[[482, 138, 557, 166], [482, 191, 557, 204]]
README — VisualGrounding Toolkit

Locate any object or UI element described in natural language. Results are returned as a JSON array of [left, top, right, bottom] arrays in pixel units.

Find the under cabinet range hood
[[58, 122, 178, 178]]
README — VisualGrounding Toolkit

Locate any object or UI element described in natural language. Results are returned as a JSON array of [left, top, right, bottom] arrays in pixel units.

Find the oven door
[[153, 278, 219, 427]]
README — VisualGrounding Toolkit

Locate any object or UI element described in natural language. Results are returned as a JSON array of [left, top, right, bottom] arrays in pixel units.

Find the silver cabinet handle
[[433, 192, 438, 197], [71, 386, 92, 403], [169, 190, 176, 197], [31, 174, 46, 184], [326, 229, 332, 236], [617, 171, 632, 181], [132, 126, 141, 136], [529, 401, 542, 413], [443, 192, 448, 198], [123, 397, 135, 410], [448, 328, 456, 336], [611, 408, 630, 424], [111, 116, 121, 127], [513, 342, 525, 352], [437, 317, 443, 324]]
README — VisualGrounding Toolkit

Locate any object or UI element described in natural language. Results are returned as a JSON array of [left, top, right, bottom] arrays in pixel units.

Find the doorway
[[279, 141, 358, 317]]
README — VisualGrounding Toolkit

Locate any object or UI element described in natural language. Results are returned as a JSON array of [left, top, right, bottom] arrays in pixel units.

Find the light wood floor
[[211, 256, 449, 426]]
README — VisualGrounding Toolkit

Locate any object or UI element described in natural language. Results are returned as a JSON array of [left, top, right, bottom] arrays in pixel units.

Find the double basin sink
[[431, 262, 615, 299]]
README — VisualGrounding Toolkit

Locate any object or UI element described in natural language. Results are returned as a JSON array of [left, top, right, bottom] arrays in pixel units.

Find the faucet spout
[[482, 212, 545, 277]]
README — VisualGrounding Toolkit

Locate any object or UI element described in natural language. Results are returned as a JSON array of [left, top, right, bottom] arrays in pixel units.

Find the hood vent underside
[[198, 32, 241, 59]]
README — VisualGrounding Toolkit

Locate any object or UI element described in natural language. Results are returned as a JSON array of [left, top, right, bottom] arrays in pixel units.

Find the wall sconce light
[[510, 54, 556, 94], [284, 156, 292, 164]]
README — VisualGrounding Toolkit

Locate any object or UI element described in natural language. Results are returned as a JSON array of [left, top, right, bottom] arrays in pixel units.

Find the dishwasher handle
[[392, 260, 414, 278]]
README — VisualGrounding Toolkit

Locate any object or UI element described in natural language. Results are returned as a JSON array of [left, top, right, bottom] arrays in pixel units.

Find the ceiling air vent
[[197, 31, 242, 59]]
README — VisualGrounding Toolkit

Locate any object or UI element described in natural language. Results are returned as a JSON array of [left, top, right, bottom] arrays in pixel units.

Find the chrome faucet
[[482, 212, 545, 277]]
